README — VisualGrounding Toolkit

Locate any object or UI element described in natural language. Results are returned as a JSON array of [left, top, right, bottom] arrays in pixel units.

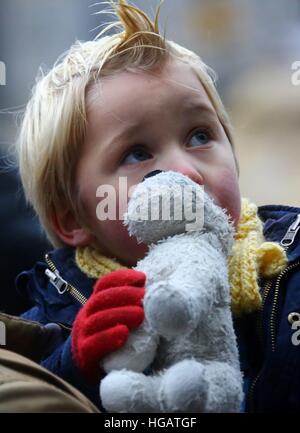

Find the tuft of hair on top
[[94, 0, 165, 46], [87, 0, 168, 79]]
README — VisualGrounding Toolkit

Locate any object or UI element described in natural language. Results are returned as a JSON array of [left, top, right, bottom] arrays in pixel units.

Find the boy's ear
[[50, 207, 94, 247]]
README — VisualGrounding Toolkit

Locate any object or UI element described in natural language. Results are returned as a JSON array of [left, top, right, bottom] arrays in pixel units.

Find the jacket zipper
[[270, 260, 300, 352], [271, 212, 300, 351], [248, 278, 272, 411], [45, 254, 88, 306], [257, 279, 273, 345], [280, 214, 300, 249], [247, 213, 300, 411]]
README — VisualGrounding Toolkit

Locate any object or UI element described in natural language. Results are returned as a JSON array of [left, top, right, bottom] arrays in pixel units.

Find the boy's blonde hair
[[17, 0, 235, 247]]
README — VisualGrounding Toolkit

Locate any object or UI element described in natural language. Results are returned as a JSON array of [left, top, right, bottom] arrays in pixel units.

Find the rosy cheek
[[211, 170, 241, 228]]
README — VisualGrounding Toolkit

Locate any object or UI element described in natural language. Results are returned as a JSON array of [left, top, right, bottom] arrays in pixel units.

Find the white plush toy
[[100, 171, 243, 413]]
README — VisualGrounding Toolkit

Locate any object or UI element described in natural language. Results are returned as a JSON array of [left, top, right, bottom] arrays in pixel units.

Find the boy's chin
[[125, 242, 149, 267], [98, 241, 149, 268], [116, 242, 149, 268]]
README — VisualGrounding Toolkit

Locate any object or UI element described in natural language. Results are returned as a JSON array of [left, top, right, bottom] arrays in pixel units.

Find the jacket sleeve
[[21, 307, 102, 409], [41, 335, 102, 408]]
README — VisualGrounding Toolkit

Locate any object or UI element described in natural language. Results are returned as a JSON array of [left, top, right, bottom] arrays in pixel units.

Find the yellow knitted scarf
[[75, 198, 287, 316], [228, 198, 287, 315]]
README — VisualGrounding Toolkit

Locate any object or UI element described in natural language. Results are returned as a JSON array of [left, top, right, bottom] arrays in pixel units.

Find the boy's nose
[[156, 148, 205, 185], [159, 162, 204, 186], [175, 167, 204, 186], [143, 167, 203, 185]]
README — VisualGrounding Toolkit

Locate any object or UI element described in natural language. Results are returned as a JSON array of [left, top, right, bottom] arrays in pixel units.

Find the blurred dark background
[[0, 0, 300, 314]]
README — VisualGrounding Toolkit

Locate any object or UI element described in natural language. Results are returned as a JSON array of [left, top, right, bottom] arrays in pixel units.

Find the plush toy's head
[[123, 171, 234, 253]]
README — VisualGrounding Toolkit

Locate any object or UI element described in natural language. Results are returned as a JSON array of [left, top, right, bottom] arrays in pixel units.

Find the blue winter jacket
[[16, 204, 300, 412]]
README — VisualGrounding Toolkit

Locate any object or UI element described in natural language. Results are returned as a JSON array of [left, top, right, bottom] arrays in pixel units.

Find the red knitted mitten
[[72, 268, 146, 381]]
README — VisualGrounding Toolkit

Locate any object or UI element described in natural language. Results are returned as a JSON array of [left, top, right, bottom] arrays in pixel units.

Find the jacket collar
[[46, 247, 95, 300], [258, 204, 300, 262], [16, 247, 95, 326]]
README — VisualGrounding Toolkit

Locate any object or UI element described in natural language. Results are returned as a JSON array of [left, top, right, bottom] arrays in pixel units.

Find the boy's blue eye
[[123, 148, 152, 165], [188, 130, 210, 147]]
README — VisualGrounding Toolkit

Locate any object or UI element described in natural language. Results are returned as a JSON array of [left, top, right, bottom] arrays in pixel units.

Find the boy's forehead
[[86, 58, 216, 124]]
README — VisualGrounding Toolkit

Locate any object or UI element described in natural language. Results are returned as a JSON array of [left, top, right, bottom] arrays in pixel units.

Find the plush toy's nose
[[142, 170, 164, 181]]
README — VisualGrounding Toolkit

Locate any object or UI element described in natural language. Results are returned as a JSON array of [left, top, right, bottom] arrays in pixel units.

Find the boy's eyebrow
[[102, 100, 217, 152], [182, 100, 216, 117], [103, 123, 142, 151]]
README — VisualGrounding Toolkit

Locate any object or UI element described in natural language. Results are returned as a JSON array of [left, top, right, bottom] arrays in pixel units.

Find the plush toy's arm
[[101, 323, 159, 373], [143, 236, 229, 340]]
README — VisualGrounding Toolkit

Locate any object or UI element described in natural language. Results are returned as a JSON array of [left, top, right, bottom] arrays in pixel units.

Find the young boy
[[15, 0, 300, 412]]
